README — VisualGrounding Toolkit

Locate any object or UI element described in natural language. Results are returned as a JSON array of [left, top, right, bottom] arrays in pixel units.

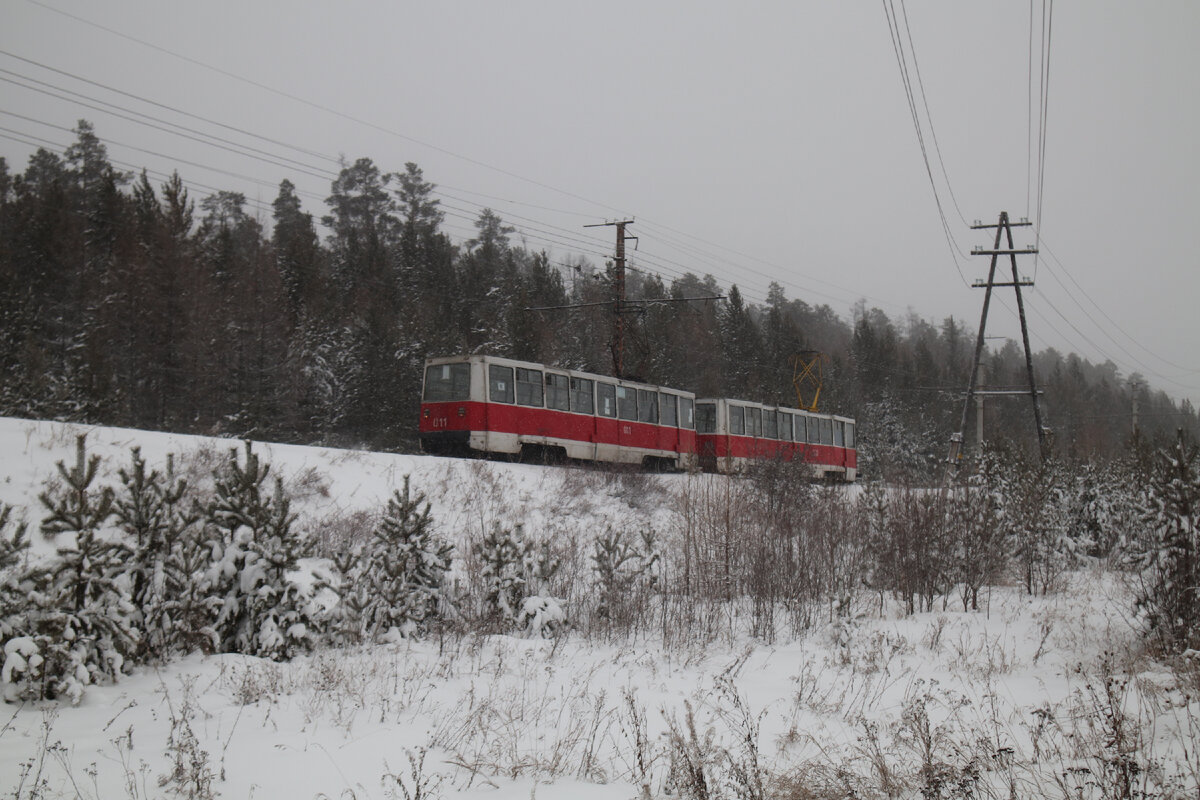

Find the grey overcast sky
[[4, 1, 1199, 407]]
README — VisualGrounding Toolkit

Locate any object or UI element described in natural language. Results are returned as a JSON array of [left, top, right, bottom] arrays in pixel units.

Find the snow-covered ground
[[1, 418, 1197, 799]]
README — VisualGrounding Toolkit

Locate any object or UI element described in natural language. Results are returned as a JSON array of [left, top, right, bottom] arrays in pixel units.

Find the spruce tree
[[355, 476, 452, 641]]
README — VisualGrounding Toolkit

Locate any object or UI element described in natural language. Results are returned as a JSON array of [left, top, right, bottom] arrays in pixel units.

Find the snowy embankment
[[0, 417, 1197, 799]]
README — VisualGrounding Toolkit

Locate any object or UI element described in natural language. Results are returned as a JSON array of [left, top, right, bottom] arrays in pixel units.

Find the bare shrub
[[664, 701, 722, 800], [382, 747, 443, 800], [157, 677, 218, 800]]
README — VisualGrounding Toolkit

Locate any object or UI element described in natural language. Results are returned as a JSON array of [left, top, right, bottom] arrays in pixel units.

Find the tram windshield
[[424, 363, 471, 402]]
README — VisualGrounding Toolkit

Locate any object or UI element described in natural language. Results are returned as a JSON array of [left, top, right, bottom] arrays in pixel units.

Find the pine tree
[[0, 503, 46, 702], [36, 435, 136, 701], [111, 448, 196, 660], [591, 526, 659, 633], [475, 522, 558, 630], [205, 442, 315, 659], [0, 504, 31, 630], [354, 476, 452, 641]]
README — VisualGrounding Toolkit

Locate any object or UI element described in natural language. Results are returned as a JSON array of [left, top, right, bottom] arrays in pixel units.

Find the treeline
[[1, 121, 1195, 476]]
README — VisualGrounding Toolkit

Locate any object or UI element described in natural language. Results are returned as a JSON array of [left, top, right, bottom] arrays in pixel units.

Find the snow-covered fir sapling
[[354, 475, 453, 642], [0, 503, 44, 702], [475, 521, 562, 635], [112, 447, 195, 660], [591, 525, 659, 633], [0, 503, 31, 631], [35, 434, 137, 702], [205, 441, 317, 660]]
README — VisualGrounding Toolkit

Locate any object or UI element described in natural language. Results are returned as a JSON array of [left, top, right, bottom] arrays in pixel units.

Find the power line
[[1033, 0, 1054, 280], [20, 0, 635, 219], [1036, 235, 1200, 375], [0, 73, 335, 181], [0, 49, 339, 166], [882, 0, 970, 287]]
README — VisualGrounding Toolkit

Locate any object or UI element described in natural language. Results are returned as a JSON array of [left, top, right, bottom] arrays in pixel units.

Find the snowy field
[[1, 418, 1197, 799]]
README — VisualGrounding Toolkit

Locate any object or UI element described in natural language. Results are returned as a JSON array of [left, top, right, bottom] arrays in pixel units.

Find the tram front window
[[424, 363, 471, 402]]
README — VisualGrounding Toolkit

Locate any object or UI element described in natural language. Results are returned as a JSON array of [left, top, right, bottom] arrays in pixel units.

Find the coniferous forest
[[1, 121, 1196, 480]]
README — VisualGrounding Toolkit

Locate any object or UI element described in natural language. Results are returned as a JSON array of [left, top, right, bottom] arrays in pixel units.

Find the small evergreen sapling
[[205, 441, 316, 660], [355, 476, 452, 642], [111, 448, 198, 660], [592, 525, 659, 632], [475, 522, 559, 632], [36, 435, 136, 702], [0, 504, 45, 702]]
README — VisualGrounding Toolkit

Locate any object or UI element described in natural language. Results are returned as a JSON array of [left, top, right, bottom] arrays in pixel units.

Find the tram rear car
[[695, 398, 857, 481]]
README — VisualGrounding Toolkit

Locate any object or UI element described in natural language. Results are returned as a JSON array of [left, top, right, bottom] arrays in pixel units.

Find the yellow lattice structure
[[789, 351, 826, 413]]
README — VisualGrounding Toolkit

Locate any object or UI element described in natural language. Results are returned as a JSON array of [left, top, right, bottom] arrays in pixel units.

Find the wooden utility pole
[[1131, 378, 1142, 437], [947, 211, 1049, 470], [525, 220, 723, 378], [584, 220, 637, 377]]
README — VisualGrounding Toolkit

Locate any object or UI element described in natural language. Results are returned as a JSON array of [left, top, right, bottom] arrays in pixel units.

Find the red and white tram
[[694, 398, 857, 480], [418, 355, 857, 481], [419, 355, 698, 470]]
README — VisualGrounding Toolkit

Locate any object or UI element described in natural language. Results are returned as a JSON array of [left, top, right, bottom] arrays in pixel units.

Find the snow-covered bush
[[1007, 456, 1077, 595], [1130, 430, 1200, 653], [351, 475, 453, 642], [475, 522, 559, 631], [517, 595, 566, 638], [950, 448, 1009, 611], [861, 483, 952, 615]]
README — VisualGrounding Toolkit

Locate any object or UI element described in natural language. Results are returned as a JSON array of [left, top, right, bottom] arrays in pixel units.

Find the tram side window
[[488, 364, 514, 404], [680, 397, 694, 429], [794, 414, 806, 443], [597, 383, 617, 418], [616, 386, 637, 421], [747, 407, 762, 437], [820, 418, 833, 445], [424, 363, 471, 402], [695, 402, 715, 433], [779, 412, 793, 441], [515, 368, 543, 407], [661, 394, 678, 427], [546, 373, 569, 411], [834, 421, 845, 447], [570, 377, 594, 414], [763, 410, 778, 439], [637, 389, 659, 423], [729, 405, 745, 435], [845, 423, 856, 449], [808, 417, 821, 444]]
